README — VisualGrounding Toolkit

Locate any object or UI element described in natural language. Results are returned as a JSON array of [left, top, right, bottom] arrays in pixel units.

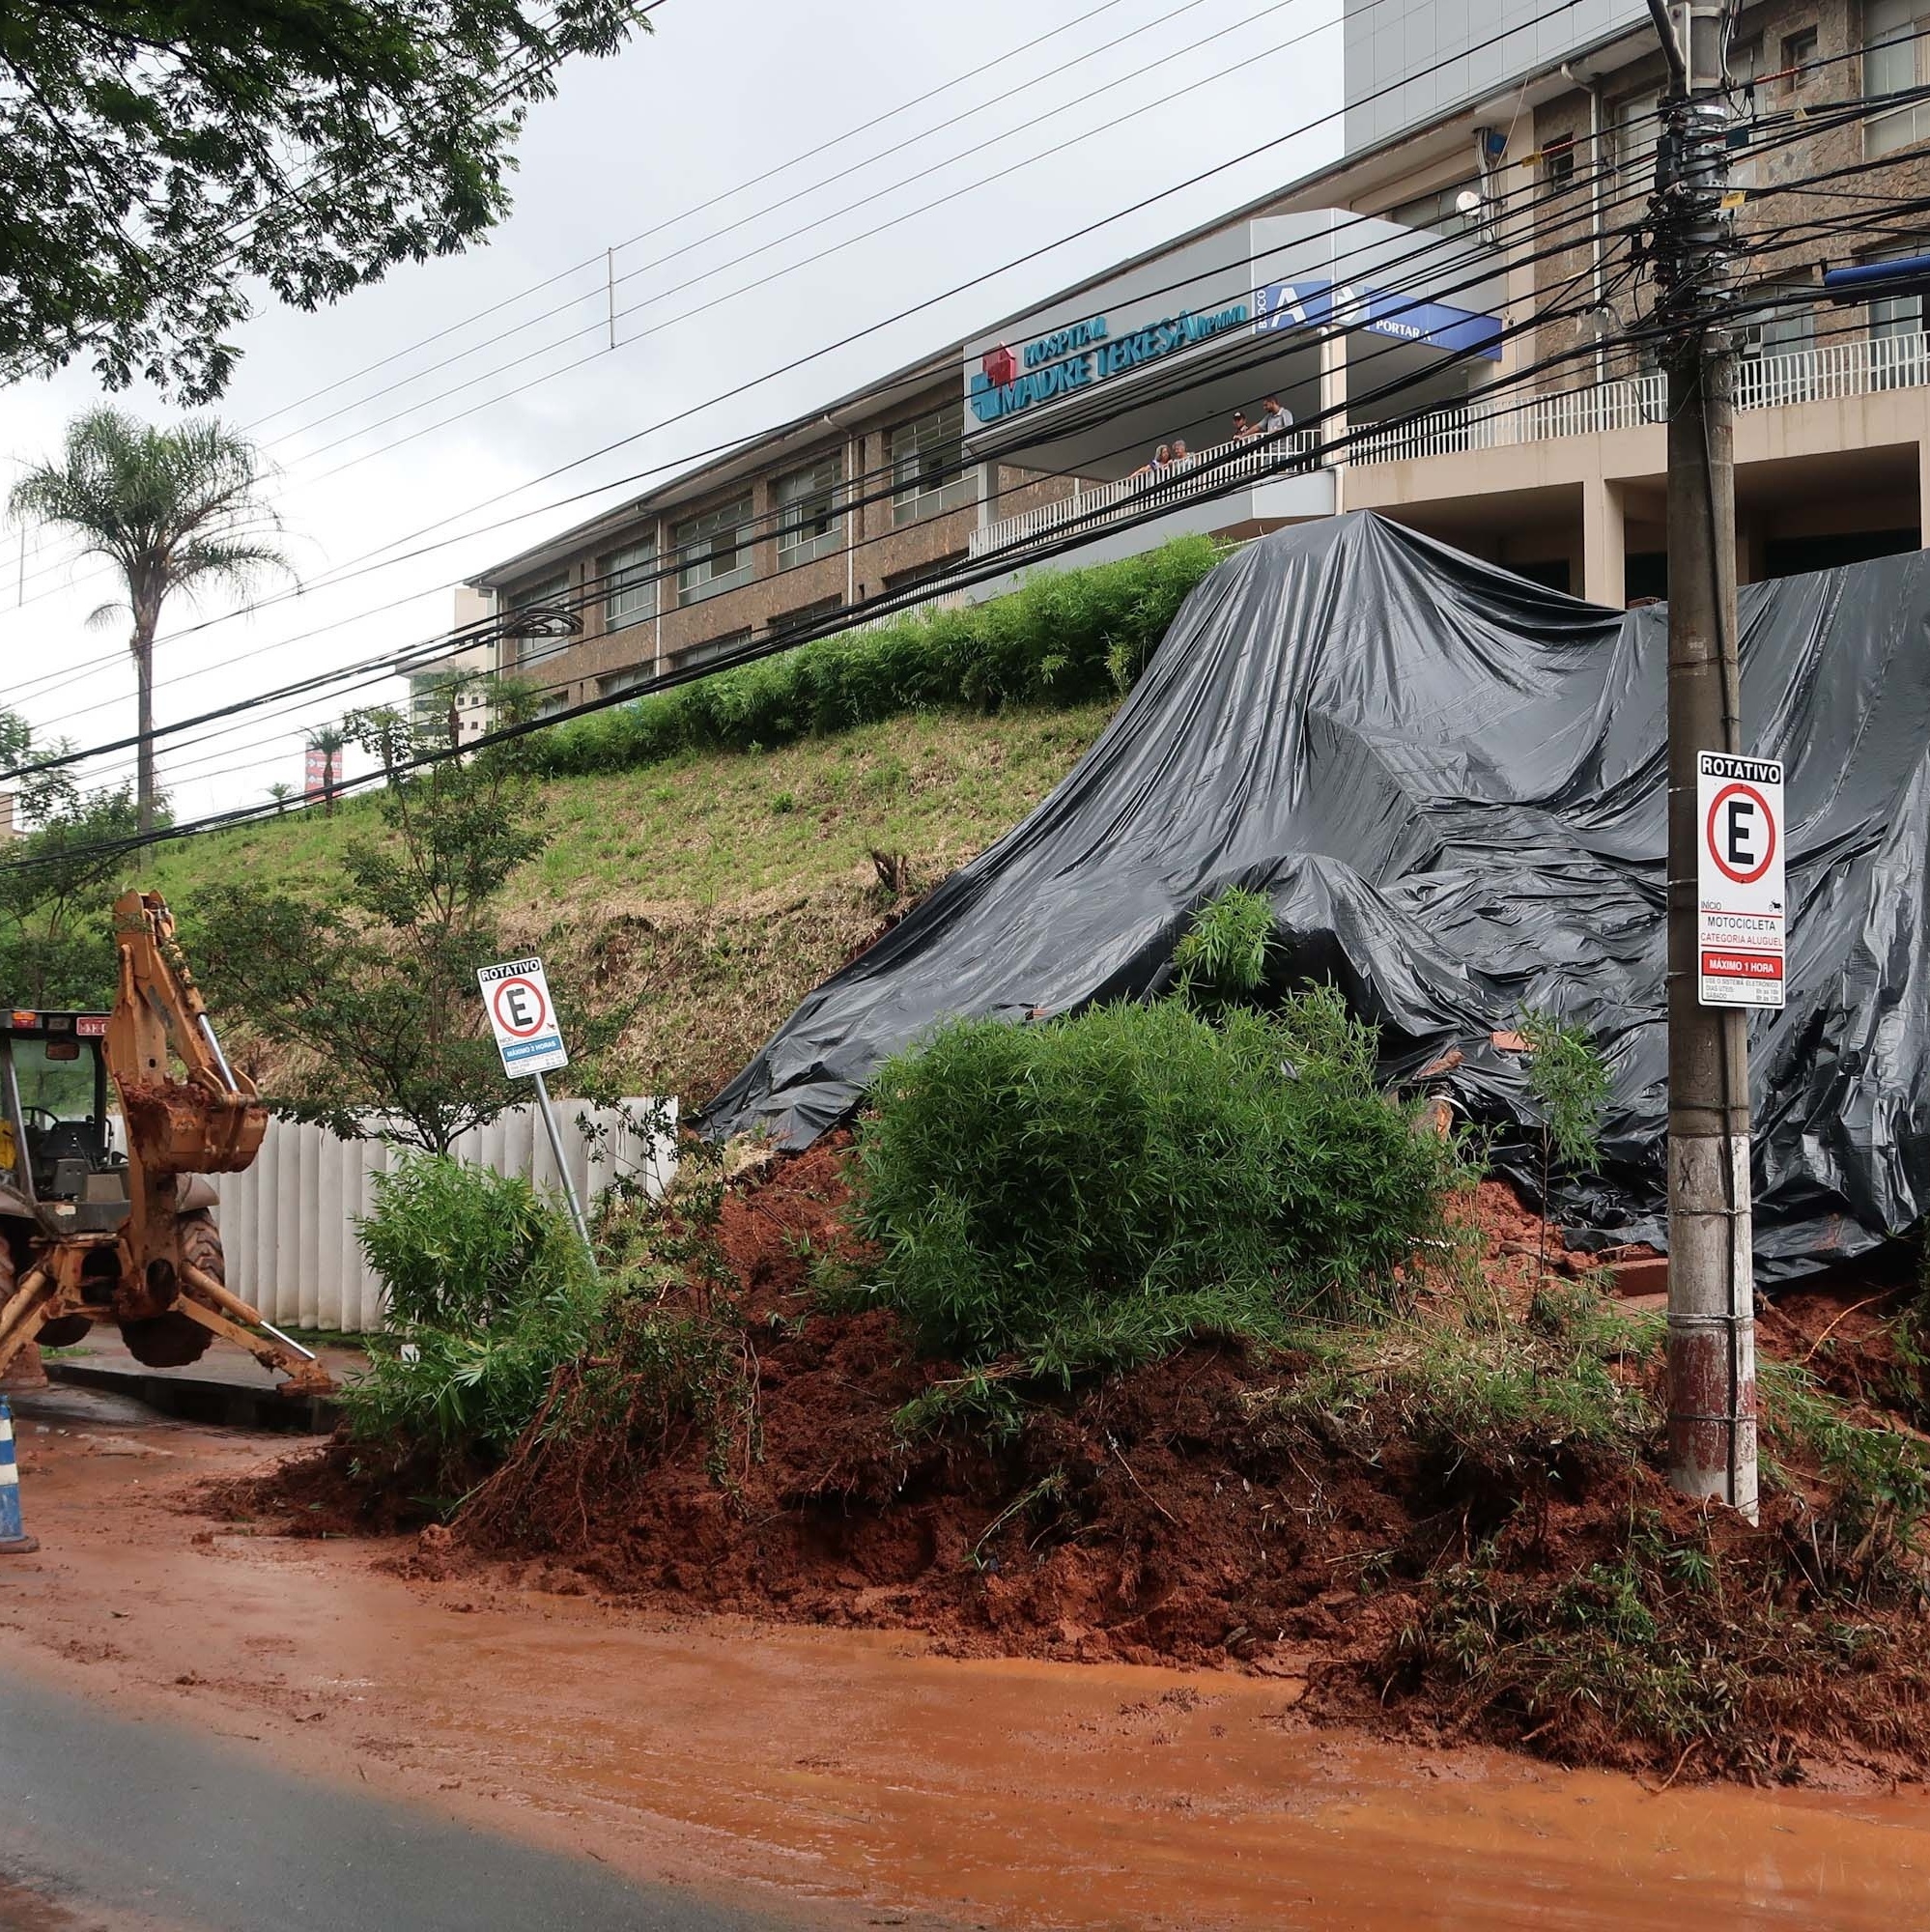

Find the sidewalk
[[43, 1331, 365, 1434]]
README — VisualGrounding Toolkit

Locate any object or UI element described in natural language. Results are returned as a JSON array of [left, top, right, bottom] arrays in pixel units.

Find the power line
[[34, 7, 1916, 781], [240, 0, 1149, 435], [11, 218, 1653, 796], [5, 0, 1597, 683], [14, 133, 1631, 756], [10, 28, 1621, 732]]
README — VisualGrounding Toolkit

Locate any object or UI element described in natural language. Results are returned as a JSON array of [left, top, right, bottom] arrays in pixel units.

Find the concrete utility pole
[[1645, 0, 1758, 1518]]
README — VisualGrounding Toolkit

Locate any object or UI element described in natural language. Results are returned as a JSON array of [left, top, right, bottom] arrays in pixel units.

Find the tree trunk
[[132, 609, 157, 837]]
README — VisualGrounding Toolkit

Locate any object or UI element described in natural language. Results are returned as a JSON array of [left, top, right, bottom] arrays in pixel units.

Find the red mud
[[227, 1146, 1930, 1784]]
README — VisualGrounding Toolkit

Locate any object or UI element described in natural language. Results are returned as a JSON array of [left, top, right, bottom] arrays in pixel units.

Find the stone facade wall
[[1525, 0, 1930, 393]]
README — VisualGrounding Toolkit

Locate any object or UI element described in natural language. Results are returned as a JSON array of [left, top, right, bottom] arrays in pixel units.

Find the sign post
[[476, 956, 595, 1265]]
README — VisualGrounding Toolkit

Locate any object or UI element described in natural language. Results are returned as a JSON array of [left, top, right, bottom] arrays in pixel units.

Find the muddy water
[[2, 1388, 1926, 1931]]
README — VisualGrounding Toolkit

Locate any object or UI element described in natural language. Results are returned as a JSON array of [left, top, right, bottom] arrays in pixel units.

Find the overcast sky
[[0, 0, 1342, 823]]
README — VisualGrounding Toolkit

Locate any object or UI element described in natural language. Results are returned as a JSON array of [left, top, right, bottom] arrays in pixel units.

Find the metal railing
[[964, 330, 1930, 554], [968, 430, 1321, 559]]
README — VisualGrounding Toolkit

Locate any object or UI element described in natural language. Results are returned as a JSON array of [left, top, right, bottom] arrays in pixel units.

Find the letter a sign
[[1695, 753, 1787, 1009], [477, 955, 570, 1076]]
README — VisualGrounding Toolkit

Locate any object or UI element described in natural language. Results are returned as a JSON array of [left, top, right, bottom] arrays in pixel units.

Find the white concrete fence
[[213, 1100, 677, 1333]]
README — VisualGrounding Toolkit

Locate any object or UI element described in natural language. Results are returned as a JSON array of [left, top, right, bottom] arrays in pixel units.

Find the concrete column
[[1319, 329, 1348, 461], [653, 514, 667, 674], [1583, 476, 1626, 609], [1917, 437, 1930, 548]]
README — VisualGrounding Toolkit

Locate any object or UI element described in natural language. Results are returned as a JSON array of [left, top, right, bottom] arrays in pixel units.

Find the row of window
[[506, 402, 975, 639], [1554, 10, 1925, 185]]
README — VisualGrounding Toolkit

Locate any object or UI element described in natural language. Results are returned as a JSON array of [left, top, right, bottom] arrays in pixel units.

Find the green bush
[[356, 1153, 576, 1330], [343, 1152, 601, 1458], [530, 536, 1221, 780], [1173, 885, 1275, 1012], [851, 989, 1467, 1378]]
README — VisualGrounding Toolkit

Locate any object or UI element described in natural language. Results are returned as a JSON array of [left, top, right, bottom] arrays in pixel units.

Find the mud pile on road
[[231, 1144, 1930, 1783]]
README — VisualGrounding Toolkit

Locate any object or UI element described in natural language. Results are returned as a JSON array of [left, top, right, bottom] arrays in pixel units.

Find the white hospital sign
[[477, 956, 570, 1077], [1695, 753, 1787, 1009]]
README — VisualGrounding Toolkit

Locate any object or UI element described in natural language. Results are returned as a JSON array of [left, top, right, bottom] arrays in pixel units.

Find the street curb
[[43, 1360, 339, 1435]]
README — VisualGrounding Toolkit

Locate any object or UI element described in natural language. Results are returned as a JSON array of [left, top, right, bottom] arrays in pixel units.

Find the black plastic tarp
[[700, 512, 1930, 1276]]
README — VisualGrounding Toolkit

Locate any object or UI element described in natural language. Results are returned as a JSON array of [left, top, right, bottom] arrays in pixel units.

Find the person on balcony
[[1232, 410, 1258, 440], [1260, 397, 1295, 466], [1129, 443, 1172, 484], [1169, 437, 1193, 468]]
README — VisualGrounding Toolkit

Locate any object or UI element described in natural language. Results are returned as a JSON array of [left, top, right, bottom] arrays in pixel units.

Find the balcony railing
[[969, 330, 1930, 560], [968, 431, 1321, 560]]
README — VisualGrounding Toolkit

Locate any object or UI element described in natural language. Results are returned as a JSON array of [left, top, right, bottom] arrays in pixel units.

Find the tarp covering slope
[[700, 512, 1930, 1274]]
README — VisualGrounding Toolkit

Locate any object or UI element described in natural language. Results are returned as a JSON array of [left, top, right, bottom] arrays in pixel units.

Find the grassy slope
[[147, 702, 1113, 1108]]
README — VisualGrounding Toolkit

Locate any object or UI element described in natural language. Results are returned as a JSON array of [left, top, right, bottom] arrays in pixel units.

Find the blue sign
[[971, 300, 1251, 425], [1254, 278, 1502, 360]]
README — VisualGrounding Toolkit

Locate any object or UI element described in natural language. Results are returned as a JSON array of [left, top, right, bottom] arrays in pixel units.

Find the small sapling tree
[[1518, 1009, 1611, 1284], [1172, 886, 1275, 1015], [190, 679, 623, 1153]]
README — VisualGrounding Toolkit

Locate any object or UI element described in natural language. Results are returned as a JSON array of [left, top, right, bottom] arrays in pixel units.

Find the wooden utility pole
[[1646, 0, 1758, 1518]]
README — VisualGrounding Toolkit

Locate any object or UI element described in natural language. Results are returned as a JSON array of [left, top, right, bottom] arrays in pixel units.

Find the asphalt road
[[0, 1668, 820, 1932]]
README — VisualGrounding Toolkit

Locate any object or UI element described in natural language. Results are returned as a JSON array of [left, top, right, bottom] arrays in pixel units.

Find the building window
[[774, 454, 843, 567], [1779, 26, 1819, 92], [1867, 0, 1930, 153], [1862, 243, 1930, 386], [597, 666, 650, 700], [673, 627, 751, 673], [504, 571, 569, 669], [601, 538, 657, 631], [1541, 135, 1576, 188], [767, 596, 843, 639], [1736, 282, 1817, 405], [1381, 178, 1483, 235], [1613, 87, 1663, 183], [883, 551, 968, 594], [673, 497, 753, 606], [1739, 283, 1815, 360], [890, 402, 973, 526]]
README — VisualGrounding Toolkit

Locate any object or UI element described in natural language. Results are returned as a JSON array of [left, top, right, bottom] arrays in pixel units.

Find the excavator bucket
[[109, 892, 269, 1178], [118, 1074, 266, 1177]]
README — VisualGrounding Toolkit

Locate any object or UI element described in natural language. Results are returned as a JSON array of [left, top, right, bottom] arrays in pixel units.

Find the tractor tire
[[119, 1210, 223, 1369], [178, 1209, 225, 1286]]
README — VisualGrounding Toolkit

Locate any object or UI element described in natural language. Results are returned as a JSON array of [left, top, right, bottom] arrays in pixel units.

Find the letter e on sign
[[476, 955, 570, 1077], [1695, 753, 1787, 1010]]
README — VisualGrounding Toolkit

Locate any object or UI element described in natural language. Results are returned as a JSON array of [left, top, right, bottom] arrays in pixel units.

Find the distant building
[[0, 793, 16, 841], [412, 586, 501, 745], [470, 0, 1930, 656]]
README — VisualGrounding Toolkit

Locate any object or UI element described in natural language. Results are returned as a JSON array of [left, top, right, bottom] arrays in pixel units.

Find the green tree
[[2, 0, 651, 401], [9, 410, 289, 836], [188, 687, 621, 1153], [0, 709, 145, 1009]]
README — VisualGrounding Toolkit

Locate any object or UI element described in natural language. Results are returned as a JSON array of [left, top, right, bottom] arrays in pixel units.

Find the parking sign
[[1695, 753, 1787, 1009], [476, 956, 570, 1076]]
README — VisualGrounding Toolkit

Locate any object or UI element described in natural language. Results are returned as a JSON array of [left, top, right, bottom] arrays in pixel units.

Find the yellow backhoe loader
[[0, 891, 332, 1395]]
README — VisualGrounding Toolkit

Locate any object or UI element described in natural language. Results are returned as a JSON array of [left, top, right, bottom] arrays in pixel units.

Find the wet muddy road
[[0, 1669, 808, 1931], [3, 1385, 1929, 1931]]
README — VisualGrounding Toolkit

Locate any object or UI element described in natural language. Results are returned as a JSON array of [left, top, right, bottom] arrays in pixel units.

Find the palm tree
[[9, 410, 287, 837], [266, 781, 295, 814], [305, 724, 347, 817]]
